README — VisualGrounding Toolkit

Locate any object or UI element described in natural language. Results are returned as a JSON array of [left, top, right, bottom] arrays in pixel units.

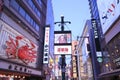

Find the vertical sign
[[43, 26, 50, 64]]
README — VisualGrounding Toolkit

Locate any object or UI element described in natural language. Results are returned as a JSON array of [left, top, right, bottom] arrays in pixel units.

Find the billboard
[[54, 31, 71, 44], [97, 0, 120, 34], [43, 26, 50, 64], [54, 31, 72, 55], [0, 21, 38, 68], [54, 45, 72, 55]]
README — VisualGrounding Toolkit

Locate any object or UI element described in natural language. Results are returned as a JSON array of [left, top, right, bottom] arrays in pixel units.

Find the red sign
[[5, 36, 37, 64], [57, 48, 68, 53]]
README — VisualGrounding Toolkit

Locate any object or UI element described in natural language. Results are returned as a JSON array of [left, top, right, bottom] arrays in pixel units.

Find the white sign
[[97, 0, 120, 34], [96, 52, 102, 57], [43, 27, 50, 64], [54, 45, 71, 55]]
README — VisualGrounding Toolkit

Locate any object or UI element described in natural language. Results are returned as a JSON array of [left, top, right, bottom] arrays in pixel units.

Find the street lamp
[[54, 15, 71, 80], [54, 15, 71, 31]]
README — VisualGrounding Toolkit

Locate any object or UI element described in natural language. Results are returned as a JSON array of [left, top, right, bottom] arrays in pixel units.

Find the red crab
[[5, 36, 23, 59], [5, 36, 37, 64], [18, 41, 37, 64]]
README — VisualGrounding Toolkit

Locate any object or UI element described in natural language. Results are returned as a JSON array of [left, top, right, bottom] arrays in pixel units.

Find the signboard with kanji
[[43, 26, 50, 64], [54, 45, 71, 55], [54, 31, 72, 55]]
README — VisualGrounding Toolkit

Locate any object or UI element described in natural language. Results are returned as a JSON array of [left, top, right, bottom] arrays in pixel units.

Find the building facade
[[44, 0, 55, 79], [0, 0, 49, 80], [88, 0, 120, 80], [78, 20, 93, 80], [97, 0, 120, 80]]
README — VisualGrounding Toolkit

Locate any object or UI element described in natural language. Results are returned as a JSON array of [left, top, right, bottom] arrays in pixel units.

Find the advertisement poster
[[0, 21, 38, 68], [97, 0, 120, 34], [54, 31, 71, 44]]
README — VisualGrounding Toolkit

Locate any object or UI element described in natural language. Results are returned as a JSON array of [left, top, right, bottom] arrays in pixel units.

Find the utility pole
[[54, 15, 71, 80]]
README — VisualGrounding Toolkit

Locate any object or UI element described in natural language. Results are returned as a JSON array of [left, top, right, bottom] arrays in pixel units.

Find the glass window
[[19, 7, 26, 17], [10, 0, 40, 32], [32, 5, 35, 11], [28, 0, 34, 8], [35, 24, 40, 32], [33, 21, 36, 28], [10, 0, 20, 11], [34, 7, 37, 13], [30, 18, 33, 26], [38, 0, 42, 6], [25, 14, 30, 23], [37, 11, 41, 18]]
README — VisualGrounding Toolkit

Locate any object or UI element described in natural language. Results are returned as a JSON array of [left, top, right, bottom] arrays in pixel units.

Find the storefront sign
[[43, 26, 50, 64], [0, 61, 41, 76], [54, 45, 71, 55], [72, 56, 77, 78], [0, 20, 38, 68]]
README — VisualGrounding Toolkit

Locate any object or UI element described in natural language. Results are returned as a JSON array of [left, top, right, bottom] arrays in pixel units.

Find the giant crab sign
[[5, 36, 37, 65]]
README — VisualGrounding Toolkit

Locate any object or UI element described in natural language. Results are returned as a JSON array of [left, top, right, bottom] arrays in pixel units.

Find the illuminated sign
[[54, 31, 71, 44], [97, 0, 120, 34], [43, 26, 50, 64], [54, 31, 72, 55], [72, 56, 77, 78], [54, 45, 71, 55], [91, 19, 98, 38], [6, 36, 37, 64], [0, 20, 38, 68]]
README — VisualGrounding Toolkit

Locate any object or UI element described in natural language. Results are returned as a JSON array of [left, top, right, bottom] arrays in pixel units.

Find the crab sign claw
[[29, 41, 35, 50], [16, 36, 24, 40], [15, 36, 23, 46]]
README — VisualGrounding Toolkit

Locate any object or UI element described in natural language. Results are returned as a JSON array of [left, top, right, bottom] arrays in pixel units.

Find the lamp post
[[55, 15, 71, 31], [54, 15, 71, 80]]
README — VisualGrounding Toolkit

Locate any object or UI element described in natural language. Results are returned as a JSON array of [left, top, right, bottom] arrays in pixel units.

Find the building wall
[[78, 20, 93, 80], [105, 17, 120, 43], [89, 0, 120, 79], [46, 0, 54, 59], [0, 0, 47, 79]]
